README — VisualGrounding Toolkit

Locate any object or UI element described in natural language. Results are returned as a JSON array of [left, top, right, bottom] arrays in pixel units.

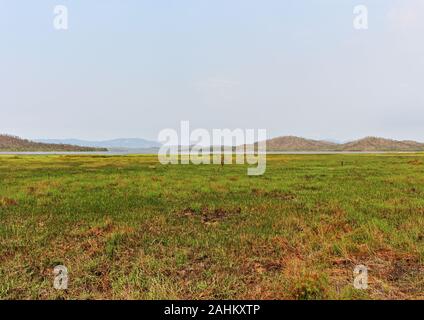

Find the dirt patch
[[177, 253, 211, 280], [86, 219, 115, 237], [408, 159, 422, 165], [250, 260, 284, 274], [251, 188, 263, 196], [0, 197, 18, 207], [321, 209, 352, 236], [236, 236, 301, 279], [389, 258, 422, 282], [178, 207, 241, 224], [251, 188, 296, 201], [267, 191, 296, 201], [407, 187, 420, 194], [298, 184, 320, 191], [201, 207, 241, 224], [178, 207, 198, 217], [27, 186, 37, 194]]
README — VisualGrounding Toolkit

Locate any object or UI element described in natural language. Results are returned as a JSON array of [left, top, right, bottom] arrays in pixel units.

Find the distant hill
[[0, 135, 107, 152], [257, 136, 424, 152], [340, 137, 424, 151], [35, 138, 161, 150], [265, 136, 338, 151]]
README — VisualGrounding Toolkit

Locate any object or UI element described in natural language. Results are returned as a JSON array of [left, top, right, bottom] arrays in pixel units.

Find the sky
[[1, 0, 424, 142]]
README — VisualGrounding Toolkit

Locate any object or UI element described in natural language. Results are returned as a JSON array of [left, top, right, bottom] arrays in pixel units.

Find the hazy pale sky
[[1, 0, 424, 141]]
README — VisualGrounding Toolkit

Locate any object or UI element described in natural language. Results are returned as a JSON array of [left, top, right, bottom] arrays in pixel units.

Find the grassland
[[0, 154, 423, 300]]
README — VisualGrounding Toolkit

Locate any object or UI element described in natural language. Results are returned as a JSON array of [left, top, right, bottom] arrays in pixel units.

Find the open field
[[0, 154, 423, 300]]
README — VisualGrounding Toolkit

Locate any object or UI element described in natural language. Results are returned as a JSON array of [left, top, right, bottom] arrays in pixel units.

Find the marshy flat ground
[[0, 154, 423, 299]]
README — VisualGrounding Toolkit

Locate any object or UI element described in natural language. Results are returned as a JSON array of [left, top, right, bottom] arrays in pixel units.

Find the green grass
[[0, 154, 423, 299]]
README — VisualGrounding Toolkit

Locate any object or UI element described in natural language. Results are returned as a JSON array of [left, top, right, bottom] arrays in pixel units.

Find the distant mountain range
[[3, 134, 424, 153], [0, 135, 107, 152], [263, 136, 424, 152], [34, 138, 161, 150]]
